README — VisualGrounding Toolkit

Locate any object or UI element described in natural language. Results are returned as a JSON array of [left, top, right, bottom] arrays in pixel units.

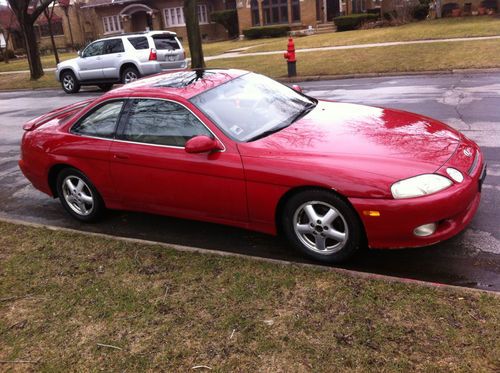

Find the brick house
[[81, 0, 229, 41]]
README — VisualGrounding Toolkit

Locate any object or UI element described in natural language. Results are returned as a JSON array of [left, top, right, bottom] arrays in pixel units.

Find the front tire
[[281, 190, 363, 263], [56, 168, 104, 222], [121, 66, 140, 84], [61, 71, 81, 94]]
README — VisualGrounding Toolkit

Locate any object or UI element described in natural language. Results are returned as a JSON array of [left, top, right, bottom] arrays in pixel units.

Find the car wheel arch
[[120, 62, 139, 76], [59, 68, 77, 81], [274, 186, 367, 242]]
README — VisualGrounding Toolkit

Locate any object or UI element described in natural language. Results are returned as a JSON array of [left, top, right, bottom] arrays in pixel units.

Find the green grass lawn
[[0, 51, 76, 73], [0, 221, 498, 371], [208, 39, 500, 78], [243, 16, 500, 53]]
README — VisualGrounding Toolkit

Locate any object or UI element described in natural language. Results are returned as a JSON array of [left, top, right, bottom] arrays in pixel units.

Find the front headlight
[[391, 174, 453, 199]]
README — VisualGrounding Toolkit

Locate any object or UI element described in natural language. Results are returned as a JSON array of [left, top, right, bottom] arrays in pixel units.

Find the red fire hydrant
[[284, 37, 297, 77]]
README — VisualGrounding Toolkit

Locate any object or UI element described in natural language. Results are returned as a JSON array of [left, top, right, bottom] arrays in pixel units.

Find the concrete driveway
[[0, 72, 499, 291]]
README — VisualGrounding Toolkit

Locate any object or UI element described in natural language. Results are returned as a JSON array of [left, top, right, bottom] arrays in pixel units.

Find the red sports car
[[19, 69, 487, 263]]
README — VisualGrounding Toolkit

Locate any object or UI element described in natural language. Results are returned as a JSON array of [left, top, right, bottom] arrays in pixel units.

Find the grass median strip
[[0, 221, 498, 371], [208, 39, 500, 78]]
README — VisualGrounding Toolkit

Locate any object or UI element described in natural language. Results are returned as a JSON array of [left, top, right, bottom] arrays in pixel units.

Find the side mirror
[[185, 135, 223, 154], [77, 50, 82, 57], [292, 84, 303, 93]]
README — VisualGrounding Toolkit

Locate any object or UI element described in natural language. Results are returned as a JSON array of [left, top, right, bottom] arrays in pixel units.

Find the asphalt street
[[0, 72, 499, 291]]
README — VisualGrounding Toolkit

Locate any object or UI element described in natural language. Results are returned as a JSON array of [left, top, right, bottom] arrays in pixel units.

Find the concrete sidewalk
[[2, 34, 500, 75]]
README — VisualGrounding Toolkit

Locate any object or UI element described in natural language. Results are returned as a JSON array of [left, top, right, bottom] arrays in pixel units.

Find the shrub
[[242, 25, 291, 39], [333, 13, 379, 32], [412, 4, 429, 20], [0, 48, 15, 62], [211, 9, 239, 38]]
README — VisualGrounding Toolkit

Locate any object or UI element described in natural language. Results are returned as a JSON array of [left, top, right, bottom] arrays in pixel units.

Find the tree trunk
[[184, 0, 205, 69], [47, 20, 60, 64], [64, 8, 75, 50], [21, 22, 44, 80]]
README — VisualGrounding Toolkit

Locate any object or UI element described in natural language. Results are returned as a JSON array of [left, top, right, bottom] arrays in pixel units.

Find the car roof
[[109, 69, 249, 100], [96, 31, 178, 42]]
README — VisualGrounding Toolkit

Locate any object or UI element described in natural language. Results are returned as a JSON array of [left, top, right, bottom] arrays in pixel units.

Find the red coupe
[[19, 69, 487, 263]]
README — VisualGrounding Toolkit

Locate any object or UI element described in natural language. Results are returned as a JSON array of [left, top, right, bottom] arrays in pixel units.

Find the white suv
[[55, 31, 188, 94]]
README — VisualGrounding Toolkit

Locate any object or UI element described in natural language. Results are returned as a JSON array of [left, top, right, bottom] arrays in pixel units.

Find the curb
[[2, 68, 500, 93], [0, 216, 498, 297], [277, 68, 500, 83]]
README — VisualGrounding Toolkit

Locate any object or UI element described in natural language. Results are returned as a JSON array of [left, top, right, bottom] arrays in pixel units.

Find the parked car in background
[[20, 69, 486, 263], [55, 31, 187, 94]]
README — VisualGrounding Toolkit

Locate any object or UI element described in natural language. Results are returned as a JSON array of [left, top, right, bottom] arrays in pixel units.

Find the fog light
[[413, 223, 437, 237]]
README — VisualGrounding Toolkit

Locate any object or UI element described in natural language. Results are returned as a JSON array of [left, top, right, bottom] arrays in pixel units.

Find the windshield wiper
[[288, 102, 317, 125], [247, 123, 291, 142], [246, 102, 317, 142]]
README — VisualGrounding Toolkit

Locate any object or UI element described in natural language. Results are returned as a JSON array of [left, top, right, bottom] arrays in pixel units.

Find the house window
[[251, 0, 260, 26], [37, 20, 64, 37], [163, 5, 208, 27], [263, 0, 289, 24], [291, 0, 300, 22], [164, 7, 185, 26], [198, 4, 209, 24], [102, 15, 123, 34]]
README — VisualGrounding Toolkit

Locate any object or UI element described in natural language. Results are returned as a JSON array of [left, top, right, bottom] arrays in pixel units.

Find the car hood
[[57, 57, 78, 69], [238, 100, 462, 181]]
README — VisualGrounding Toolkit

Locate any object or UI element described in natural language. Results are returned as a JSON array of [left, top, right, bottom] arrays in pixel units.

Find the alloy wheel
[[63, 75, 74, 91], [61, 176, 94, 216], [124, 71, 138, 84], [293, 201, 349, 254]]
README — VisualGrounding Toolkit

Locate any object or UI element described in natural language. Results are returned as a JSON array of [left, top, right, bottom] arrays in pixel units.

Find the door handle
[[113, 153, 129, 160], [116, 54, 122, 57]]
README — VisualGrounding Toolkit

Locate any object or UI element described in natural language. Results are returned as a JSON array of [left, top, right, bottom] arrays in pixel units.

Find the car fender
[[56, 60, 81, 81]]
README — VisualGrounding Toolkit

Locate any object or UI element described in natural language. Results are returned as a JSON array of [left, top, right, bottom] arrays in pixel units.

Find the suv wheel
[[121, 66, 140, 84], [98, 83, 113, 91], [61, 71, 81, 94]]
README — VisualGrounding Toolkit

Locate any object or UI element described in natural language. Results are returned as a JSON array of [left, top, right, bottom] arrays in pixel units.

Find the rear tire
[[98, 83, 113, 91], [281, 189, 363, 263], [61, 71, 81, 94], [121, 66, 140, 84], [56, 168, 104, 222]]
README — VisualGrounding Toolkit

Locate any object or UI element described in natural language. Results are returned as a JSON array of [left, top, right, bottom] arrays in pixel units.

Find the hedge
[[333, 13, 379, 32], [242, 25, 291, 39], [210, 9, 239, 38]]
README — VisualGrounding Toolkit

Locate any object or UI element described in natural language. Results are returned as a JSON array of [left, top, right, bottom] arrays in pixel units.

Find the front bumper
[[350, 156, 486, 249]]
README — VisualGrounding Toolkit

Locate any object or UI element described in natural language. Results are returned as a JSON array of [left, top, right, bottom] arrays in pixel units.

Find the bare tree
[[183, 0, 205, 69], [58, 0, 74, 50], [43, 0, 59, 64], [7, 0, 55, 80]]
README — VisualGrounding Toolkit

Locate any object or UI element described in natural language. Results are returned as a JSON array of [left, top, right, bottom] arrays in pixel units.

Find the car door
[[77, 41, 105, 80], [109, 98, 248, 223], [101, 39, 124, 79]]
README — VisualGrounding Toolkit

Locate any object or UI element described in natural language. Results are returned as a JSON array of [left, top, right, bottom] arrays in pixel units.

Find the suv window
[[103, 39, 124, 54], [72, 101, 124, 138], [121, 99, 211, 147], [128, 36, 149, 50], [152, 35, 180, 50], [82, 41, 104, 57]]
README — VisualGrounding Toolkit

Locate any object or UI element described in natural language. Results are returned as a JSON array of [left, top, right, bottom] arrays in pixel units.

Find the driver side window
[[121, 99, 211, 147], [82, 41, 105, 58]]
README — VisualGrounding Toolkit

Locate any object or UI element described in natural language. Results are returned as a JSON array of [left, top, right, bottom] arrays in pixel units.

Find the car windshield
[[190, 73, 316, 142]]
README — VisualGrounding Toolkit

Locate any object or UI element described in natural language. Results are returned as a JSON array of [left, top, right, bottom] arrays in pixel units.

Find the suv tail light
[[149, 48, 157, 61]]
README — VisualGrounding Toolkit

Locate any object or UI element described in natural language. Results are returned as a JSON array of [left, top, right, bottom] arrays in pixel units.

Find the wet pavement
[[0, 72, 499, 291]]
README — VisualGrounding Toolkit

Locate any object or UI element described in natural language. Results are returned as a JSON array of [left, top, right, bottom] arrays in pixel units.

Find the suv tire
[[61, 71, 81, 94], [121, 66, 140, 84]]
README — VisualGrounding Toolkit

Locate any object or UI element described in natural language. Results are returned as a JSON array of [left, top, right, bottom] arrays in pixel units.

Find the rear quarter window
[[153, 36, 180, 50], [128, 36, 150, 50]]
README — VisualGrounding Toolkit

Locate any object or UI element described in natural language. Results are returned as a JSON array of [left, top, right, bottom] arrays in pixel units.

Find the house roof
[[81, 0, 139, 8]]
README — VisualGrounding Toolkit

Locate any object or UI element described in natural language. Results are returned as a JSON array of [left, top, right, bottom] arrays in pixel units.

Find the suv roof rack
[[99, 30, 177, 40]]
